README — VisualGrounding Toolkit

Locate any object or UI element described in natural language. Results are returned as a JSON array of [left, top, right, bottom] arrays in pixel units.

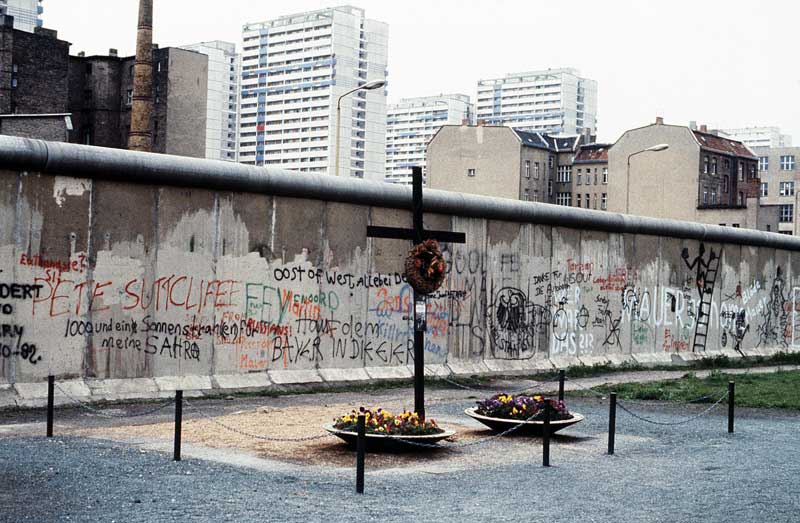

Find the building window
[[732, 224, 740, 228], [593, 194, 598, 209], [523, 188, 529, 201], [556, 192, 572, 206], [467, 168, 476, 177], [738, 191, 745, 206], [533, 189, 539, 202], [766, 224, 771, 232], [780, 204, 793, 222], [710, 189, 717, 205], [760, 182, 768, 197], [724, 175, 730, 193], [584, 193, 590, 208], [711, 157, 717, 175], [724, 158, 730, 172], [126, 89, 133, 106], [557, 165, 572, 183], [758, 156, 768, 171], [749, 165, 756, 180], [780, 155, 796, 170], [702, 188, 708, 205], [703, 155, 709, 174], [780, 181, 795, 196], [601, 193, 607, 210], [534, 162, 540, 179], [524, 160, 530, 179], [548, 156, 554, 171], [738, 163, 744, 181], [577, 169, 582, 185], [602, 167, 608, 184], [548, 180, 553, 197], [576, 194, 582, 207]]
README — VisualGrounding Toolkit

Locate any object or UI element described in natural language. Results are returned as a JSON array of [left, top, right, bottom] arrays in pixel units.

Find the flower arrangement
[[403, 239, 446, 295], [333, 407, 444, 436], [474, 393, 572, 422]]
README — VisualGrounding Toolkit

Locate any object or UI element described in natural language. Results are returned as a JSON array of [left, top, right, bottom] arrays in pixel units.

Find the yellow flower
[[512, 407, 518, 415]]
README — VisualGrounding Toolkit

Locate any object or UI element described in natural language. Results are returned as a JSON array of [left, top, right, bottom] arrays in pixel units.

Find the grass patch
[[572, 370, 800, 410]]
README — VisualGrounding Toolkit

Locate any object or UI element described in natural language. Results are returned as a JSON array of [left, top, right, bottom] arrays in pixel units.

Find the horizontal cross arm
[[366, 226, 465, 244]]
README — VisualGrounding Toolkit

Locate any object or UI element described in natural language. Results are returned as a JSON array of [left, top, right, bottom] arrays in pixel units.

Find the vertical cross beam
[[411, 166, 426, 419]]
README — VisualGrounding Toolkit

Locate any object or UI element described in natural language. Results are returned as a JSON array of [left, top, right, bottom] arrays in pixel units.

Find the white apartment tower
[[476, 68, 597, 136], [385, 94, 473, 184], [719, 127, 792, 149], [239, 6, 389, 181], [0, 0, 42, 32], [179, 41, 240, 162]]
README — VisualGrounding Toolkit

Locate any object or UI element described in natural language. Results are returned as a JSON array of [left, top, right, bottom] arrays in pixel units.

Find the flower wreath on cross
[[403, 239, 446, 295]]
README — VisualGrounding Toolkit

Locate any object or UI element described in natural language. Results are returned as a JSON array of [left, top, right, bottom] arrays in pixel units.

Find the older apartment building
[[608, 118, 776, 231], [426, 124, 586, 203], [754, 146, 800, 234]]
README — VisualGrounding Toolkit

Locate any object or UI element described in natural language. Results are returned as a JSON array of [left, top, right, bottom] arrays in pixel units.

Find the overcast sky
[[46, 0, 799, 144]]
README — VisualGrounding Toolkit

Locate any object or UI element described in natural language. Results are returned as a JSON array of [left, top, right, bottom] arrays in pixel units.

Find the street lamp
[[626, 143, 669, 213], [334, 79, 386, 177]]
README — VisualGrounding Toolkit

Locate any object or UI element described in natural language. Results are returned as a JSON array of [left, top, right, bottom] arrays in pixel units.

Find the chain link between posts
[[615, 391, 728, 426], [54, 383, 176, 418]]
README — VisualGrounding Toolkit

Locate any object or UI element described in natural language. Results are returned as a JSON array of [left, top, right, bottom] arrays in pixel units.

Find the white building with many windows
[[475, 68, 597, 136], [179, 41, 240, 162], [386, 94, 472, 184], [0, 0, 42, 32], [239, 6, 388, 181], [719, 126, 792, 149]]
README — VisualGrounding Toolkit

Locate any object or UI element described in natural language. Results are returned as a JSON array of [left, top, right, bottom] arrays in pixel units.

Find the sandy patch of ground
[[72, 400, 491, 468]]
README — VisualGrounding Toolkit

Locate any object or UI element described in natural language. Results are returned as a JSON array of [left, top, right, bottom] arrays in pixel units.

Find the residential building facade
[[239, 6, 389, 181], [572, 143, 610, 211], [426, 124, 586, 204], [0, 0, 42, 32], [753, 146, 800, 234], [0, 17, 70, 141], [385, 93, 472, 184], [68, 46, 208, 157], [475, 68, 597, 136], [719, 126, 792, 149], [179, 41, 240, 162], [608, 118, 775, 231]]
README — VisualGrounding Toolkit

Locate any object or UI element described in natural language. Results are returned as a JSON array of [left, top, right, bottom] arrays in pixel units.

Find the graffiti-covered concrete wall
[[2, 137, 800, 406]]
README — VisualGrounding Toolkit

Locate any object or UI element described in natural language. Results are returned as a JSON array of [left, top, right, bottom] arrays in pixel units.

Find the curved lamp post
[[334, 79, 386, 177], [626, 143, 669, 213]]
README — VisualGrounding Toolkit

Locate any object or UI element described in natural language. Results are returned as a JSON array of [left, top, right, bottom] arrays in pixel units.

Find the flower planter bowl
[[322, 423, 456, 452], [464, 407, 584, 436]]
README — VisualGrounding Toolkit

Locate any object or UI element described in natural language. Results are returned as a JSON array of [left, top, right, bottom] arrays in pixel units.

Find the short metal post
[[608, 392, 617, 455], [558, 370, 565, 402], [356, 414, 366, 493], [173, 390, 183, 461], [542, 403, 551, 467], [728, 381, 735, 434], [46, 376, 54, 438]]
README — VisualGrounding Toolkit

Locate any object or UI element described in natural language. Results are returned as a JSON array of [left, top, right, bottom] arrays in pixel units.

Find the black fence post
[[728, 381, 735, 434], [46, 375, 54, 438], [356, 414, 366, 494], [608, 392, 617, 455], [173, 390, 183, 462], [542, 403, 551, 467], [558, 370, 565, 402]]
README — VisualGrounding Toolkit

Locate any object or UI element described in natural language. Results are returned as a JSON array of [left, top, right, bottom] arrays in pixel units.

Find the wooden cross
[[366, 166, 466, 419]]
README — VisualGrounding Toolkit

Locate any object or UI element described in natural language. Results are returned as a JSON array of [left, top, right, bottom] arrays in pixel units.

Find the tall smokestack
[[128, 0, 153, 151]]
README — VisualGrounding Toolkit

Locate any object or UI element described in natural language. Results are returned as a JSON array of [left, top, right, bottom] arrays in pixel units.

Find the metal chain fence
[[55, 383, 176, 419]]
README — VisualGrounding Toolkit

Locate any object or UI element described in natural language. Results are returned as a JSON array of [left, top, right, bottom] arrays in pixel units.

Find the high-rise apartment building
[[239, 6, 389, 182], [0, 0, 42, 32], [475, 68, 597, 136], [179, 41, 240, 162], [719, 126, 792, 148], [385, 94, 472, 184]]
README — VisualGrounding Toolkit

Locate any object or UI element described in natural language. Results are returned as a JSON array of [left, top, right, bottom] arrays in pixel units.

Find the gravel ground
[[1, 389, 799, 523]]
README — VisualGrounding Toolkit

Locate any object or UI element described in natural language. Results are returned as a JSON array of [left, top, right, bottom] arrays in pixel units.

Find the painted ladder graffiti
[[681, 244, 720, 352]]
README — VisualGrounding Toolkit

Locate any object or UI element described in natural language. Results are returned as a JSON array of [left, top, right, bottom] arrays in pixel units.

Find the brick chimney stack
[[700, 124, 708, 132], [128, 0, 154, 152], [655, 116, 664, 125]]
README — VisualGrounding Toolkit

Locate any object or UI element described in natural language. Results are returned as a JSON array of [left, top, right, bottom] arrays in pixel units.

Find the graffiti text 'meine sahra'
[[32, 270, 239, 317]]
